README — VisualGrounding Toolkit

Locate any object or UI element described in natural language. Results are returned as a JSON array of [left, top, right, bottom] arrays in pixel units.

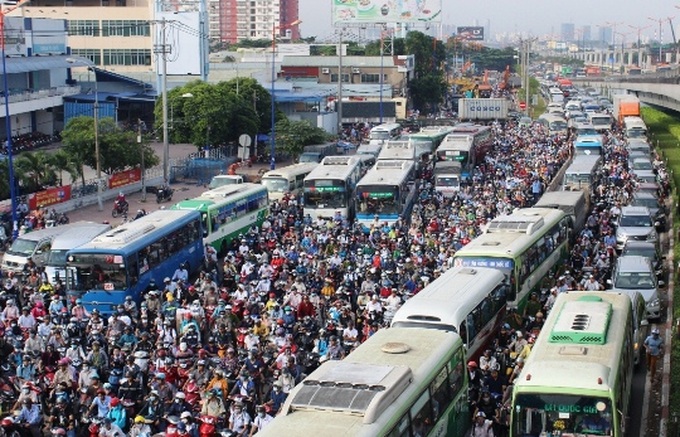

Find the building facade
[[216, 0, 299, 44]]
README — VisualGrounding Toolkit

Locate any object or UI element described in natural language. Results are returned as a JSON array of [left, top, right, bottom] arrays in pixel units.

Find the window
[[330, 74, 350, 83], [410, 391, 433, 436], [68, 20, 100, 36], [360, 73, 386, 83], [103, 49, 152, 66], [101, 20, 151, 37], [71, 49, 102, 66]]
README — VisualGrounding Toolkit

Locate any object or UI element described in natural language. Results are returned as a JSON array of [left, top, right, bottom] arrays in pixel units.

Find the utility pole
[[138, 120, 146, 202], [152, 17, 172, 183]]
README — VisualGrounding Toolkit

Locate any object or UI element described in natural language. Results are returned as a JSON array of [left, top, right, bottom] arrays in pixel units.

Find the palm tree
[[50, 149, 81, 186], [15, 151, 56, 191]]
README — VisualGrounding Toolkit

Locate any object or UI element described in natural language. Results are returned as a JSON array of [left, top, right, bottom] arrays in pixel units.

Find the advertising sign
[[28, 186, 72, 210], [31, 18, 67, 55], [4, 17, 29, 57], [108, 168, 142, 189], [332, 0, 442, 24], [456, 26, 484, 41]]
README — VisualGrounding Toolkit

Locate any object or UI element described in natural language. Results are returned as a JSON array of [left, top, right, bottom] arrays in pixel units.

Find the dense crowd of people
[[0, 114, 668, 437]]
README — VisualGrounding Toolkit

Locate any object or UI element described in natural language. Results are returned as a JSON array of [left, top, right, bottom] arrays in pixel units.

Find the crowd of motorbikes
[[1, 132, 61, 155]]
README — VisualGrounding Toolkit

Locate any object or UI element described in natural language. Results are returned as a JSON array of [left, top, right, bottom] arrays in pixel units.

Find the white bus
[[258, 327, 470, 437], [369, 123, 402, 141], [356, 160, 418, 229], [44, 223, 111, 285], [623, 116, 647, 139], [391, 267, 510, 361], [377, 140, 416, 162], [260, 162, 318, 201], [510, 291, 634, 437], [453, 208, 571, 313], [302, 155, 363, 221]]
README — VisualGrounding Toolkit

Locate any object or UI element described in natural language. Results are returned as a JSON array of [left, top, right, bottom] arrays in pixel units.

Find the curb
[[660, 203, 674, 437]]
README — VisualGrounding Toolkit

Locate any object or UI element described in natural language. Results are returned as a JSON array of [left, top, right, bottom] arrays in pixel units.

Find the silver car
[[615, 206, 658, 251]]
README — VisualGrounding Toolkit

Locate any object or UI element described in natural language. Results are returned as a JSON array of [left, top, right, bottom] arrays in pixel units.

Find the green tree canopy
[[273, 119, 332, 157], [62, 116, 158, 176]]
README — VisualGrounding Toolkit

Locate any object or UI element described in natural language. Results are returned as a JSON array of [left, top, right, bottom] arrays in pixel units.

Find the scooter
[[112, 200, 129, 218], [156, 186, 174, 204]]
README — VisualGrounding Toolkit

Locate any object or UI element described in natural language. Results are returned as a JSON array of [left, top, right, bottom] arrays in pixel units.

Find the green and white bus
[[303, 155, 364, 221], [356, 160, 418, 228], [260, 162, 318, 202], [453, 208, 571, 312], [171, 183, 268, 253], [510, 291, 635, 437], [258, 327, 470, 437]]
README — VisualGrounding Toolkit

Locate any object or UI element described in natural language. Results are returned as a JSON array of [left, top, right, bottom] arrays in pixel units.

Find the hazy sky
[[299, 0, 677, 41]]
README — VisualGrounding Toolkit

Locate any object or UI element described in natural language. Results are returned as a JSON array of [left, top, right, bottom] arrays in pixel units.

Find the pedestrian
[[644, 328, 663, 379]]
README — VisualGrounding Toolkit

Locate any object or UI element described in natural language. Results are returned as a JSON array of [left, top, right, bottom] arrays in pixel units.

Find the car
[[631, 157, 654, 172], [634, 170, 657, 184], [615, 206, 659, 251], [609, 255, 663, 320], [622, 240, 664, 275], [518, 116, 532, 128], [637, 181, 661, 198], [627, 139, 652, 156], [631, 191, 666, 231]]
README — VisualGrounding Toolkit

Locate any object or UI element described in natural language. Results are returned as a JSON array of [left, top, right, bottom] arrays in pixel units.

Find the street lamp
[[2, 0, 27, 239], [270, 19, 301, 171], [67, 57, 103, 211]]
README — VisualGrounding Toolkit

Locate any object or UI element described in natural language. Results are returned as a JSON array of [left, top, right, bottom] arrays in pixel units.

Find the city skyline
[[298, 0, 677, 42]]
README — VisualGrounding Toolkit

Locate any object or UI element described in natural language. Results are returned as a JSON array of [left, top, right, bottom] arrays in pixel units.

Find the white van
[[260, 162, 318, 202], [1, 223, 90, 273], [44, 223, 111, 284]]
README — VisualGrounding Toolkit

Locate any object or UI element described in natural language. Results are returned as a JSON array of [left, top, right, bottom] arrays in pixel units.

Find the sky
[[298, 0, 677, 42]]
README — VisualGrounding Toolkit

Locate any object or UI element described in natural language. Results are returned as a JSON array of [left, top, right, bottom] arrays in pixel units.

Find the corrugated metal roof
[[282, 56, 395, 68], [3, 55, 92, 74]]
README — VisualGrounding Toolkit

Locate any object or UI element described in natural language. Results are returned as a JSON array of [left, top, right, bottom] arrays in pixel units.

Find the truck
[[208, 174, 245, 189], [457, 98, 511, 121], [298, 143, 337, 163], [612, 94, 641, 124]]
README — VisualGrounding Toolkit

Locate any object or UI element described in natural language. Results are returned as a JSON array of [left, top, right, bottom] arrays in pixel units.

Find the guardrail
[[0, 86, 80, 105]]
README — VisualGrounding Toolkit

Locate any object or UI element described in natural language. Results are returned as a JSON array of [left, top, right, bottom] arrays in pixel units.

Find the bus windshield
[[357, 186, 400, 215], [303, 181, 348, 209], [437, 149, 468, 164], [513, 394, 613, 436], [564, 173, 592, 185], [261, 177, 289, 193], [550, 120, 568, 131], [435, 176, 460, 187], [68, 253, 129, 291], [627, 128, 646, 138]]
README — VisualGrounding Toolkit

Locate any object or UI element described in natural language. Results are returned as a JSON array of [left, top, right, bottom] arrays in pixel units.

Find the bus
[[378, 141, 416, 162], [369, 123, 402, 141], [66, 210, 204, 314], [623, 116, 647, 139], [433, 161, 463, 197], [391, 267, 510, 361], [453, 208, 572, 312], [260, 162, 318, 202], [44, 223, 111, 285], [258, 327, 470, 437], [510, 291, 634, 437], [302, 155, 363, 221], [574, 135, 603, 156], [561, 154, 602, 196], [436, 125, 493, 179], [171, 183, 268, 254], [588, 113, 613, 132], [407, 125, 455, 160], [356, 160, 418, 228], [537, 113, 569, 135]]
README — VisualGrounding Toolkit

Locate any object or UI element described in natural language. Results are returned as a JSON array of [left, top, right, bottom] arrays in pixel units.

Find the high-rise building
[[581, 25, 591, 42], [599, 26, 613, 45], [561, 22, 575, 42], [216, 0, 300, 44]]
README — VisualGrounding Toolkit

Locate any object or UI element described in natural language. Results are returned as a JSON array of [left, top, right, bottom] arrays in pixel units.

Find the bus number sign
[[103, 282, 115, 291], [544, 404, 599, 414]]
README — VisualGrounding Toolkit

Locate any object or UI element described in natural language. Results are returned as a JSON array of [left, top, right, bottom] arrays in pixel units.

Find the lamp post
[[1, 0, 28, 239], [67, 57, 103, 211], [270, 19, 301, 171]]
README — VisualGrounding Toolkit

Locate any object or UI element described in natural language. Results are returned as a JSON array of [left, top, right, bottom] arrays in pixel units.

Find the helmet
[[175, 391, 186, 399], [135, 416, 146, 424], [652, 328, 660, 335]]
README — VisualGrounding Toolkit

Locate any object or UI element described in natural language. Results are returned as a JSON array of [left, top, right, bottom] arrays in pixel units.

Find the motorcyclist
[[115, 192, 128, 211]]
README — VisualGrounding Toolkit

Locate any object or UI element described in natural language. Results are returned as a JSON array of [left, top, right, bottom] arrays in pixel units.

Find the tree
[[50, 149, 81, 186], [273, 119, 331, 157], [62, 115, 159, 176], [15, 151, 56, 190], [409, 73, 447, 113]]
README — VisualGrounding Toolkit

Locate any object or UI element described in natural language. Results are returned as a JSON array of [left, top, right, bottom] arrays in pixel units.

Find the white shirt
[[253, 413, 273, 431]]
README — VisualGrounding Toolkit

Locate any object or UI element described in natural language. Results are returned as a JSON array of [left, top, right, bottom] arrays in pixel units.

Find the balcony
[[0, 86, 81, 117]]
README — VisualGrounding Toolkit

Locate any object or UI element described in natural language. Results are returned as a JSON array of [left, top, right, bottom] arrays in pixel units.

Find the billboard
[[332, 0, 442, 24], [155, 11, 204, 76], [456, 26, 484, 41]]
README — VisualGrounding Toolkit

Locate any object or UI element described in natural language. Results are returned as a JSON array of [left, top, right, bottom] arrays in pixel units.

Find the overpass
[[574, 69, 680, 114]]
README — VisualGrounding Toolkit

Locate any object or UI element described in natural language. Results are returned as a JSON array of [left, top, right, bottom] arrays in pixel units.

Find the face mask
[[273, 387, 280, 392], [22, 389, 29, 394], [258, 412, 265, 418]]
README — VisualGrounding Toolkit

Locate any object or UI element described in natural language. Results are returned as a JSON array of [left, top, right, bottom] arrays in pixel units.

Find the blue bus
[[66, 210, 204, 314]]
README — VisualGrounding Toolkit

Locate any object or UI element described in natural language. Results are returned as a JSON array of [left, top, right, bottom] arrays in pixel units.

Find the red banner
[[28, 185, 72, 210], [108, 168, 141, 189]]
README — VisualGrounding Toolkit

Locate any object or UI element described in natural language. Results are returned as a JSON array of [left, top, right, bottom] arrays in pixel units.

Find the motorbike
[[112, 199, 129, 218], [156, 186, 174, 204], [198, 415, 233, 437]]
